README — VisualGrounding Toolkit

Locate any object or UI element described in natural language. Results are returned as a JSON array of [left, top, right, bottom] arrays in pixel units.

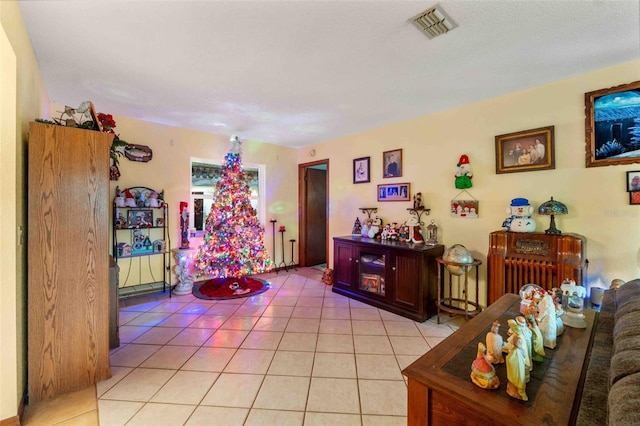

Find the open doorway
[[298, 160, 329, 267]]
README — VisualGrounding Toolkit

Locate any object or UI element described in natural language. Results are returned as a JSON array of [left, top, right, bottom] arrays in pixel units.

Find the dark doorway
[[298, 160, 329, 267]]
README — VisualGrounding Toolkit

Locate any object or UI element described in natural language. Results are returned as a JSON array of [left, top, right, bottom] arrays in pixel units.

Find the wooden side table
[[436, 257, 482, 323]]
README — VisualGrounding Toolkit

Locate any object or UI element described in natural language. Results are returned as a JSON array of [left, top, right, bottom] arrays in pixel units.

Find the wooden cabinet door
[[28, 122, 112, 402], [333, 241, 354, 290], [391, 250, 422, 311]]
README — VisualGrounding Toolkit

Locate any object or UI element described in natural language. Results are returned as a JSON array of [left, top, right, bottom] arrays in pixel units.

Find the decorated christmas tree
[[194, 136, 273, 278]]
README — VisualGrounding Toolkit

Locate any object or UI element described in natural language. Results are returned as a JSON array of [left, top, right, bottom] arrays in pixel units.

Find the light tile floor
[[23, 267, 464, 425]]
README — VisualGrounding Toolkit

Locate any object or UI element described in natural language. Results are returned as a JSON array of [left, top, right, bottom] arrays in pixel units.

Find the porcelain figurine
[[486, 321, 505, 364], [525, 313, 546, 362], [506, 334, 529, 401], [406, 216, 424, 243], [470, 342, 500, 389], [502, 198, 536, 233], [536, 291, 558, 348], [506, 319, 531, 383]]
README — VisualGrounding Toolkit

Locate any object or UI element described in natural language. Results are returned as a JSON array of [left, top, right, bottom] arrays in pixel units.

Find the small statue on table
[[506, 334, 529, 401], [470, 342, 500, 389], [485, 321, 505, 364], [525, 313, 546, 362]]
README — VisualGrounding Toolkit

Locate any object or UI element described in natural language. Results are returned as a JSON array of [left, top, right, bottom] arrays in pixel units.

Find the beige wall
[[302, 60, 640, 305], [97, 114, 299, 286], [0, 0, 48, 422]]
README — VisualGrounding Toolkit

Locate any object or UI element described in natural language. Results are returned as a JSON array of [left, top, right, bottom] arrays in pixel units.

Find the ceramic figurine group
[[472, 283, 574, 402], [351, 215, 428, 244]]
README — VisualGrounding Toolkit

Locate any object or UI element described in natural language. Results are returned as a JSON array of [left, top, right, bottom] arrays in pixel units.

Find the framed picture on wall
[[353, 156, 370, 184], [377, 183, 410, 202], [495, 126, 555, 174], [585, 80, 640, 167], [627, 170, 640, 191], [630, 191, 640, 205], [383, 149, 402, 178]]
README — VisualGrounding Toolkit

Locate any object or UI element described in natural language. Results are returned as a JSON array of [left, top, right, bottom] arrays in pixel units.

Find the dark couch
[[576, 279, 640, 425]]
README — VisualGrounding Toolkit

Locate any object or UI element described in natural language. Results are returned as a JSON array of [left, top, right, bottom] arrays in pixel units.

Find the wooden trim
[[0, 416, 20, 426]]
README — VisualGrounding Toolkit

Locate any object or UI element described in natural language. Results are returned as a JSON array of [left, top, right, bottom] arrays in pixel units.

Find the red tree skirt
[[192, 276, 269, 300]]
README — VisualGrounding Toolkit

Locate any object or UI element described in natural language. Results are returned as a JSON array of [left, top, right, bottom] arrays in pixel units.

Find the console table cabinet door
[[334, 241, 355, 290], [391, 251, 421, 311]]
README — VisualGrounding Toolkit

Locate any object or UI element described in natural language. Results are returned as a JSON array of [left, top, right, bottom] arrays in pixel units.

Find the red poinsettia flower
[[97, 113, 116, 132]]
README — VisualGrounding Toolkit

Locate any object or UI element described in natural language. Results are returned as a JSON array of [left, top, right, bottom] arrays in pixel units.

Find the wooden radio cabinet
[[487, 230, 586, 305]]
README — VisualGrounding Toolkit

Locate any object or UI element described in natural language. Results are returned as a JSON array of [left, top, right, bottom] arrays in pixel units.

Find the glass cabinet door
[[358, 250, 386, 296]]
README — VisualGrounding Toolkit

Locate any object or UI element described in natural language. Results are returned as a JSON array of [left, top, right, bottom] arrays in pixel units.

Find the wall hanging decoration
[[124, 144, 153, 162], [383, 148, 402, 178], [450, 190, 478, 218], [377, 182, 411, 201], [495, 126, 555, 174], [455, 154, 473, 188], [585, 80, 640, 167], [353, 156, 370, 183], [630, 191, 640, 205]]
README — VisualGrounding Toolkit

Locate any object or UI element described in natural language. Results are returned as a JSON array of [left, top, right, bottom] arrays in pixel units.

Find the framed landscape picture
[[585, 80, 640, 167], [495, 126, 555, 174]]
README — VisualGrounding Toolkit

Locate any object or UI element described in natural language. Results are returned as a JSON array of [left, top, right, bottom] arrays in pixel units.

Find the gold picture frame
[[585, 80, 640, 167], [495, 126, 555, 174]]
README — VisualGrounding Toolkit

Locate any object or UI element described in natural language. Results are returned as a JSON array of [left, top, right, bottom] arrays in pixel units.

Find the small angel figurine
[[470, 342, 500, 389], [506, 334, 529, 401], [485, 321, 505, 364]]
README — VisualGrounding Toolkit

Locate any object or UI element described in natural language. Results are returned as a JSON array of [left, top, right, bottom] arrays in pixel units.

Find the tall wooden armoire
[[487, 230, 586, 305], [28, 122, 113, 402]]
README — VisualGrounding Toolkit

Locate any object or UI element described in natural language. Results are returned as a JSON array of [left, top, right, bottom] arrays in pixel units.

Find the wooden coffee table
[[402, 294, 597, 426]]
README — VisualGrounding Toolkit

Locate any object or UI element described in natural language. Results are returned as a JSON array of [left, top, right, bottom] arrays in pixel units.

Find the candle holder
[[278, 228, 288, 272], [288, 239, 297, 270], [270, 219, 277, 273]]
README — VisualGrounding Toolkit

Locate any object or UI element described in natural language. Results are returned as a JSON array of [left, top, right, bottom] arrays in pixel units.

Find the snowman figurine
[[503, 198, 536, 233]]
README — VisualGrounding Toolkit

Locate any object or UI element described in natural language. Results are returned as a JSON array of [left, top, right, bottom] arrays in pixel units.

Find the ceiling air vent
[[411, 5, 455, 39]]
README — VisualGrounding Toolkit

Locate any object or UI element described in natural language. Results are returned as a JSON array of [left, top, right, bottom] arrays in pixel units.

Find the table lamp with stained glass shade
[[538, 197, 568, 234]]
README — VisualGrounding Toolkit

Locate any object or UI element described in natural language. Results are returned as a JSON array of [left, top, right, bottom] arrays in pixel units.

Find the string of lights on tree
[[194, 136, 273, 278]]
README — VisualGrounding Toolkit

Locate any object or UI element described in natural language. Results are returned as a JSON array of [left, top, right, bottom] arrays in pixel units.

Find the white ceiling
[[19, 0, 640, 148]]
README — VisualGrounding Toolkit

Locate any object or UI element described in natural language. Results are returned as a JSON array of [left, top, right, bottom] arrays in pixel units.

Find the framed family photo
[[383, 149, 402, 178], [585, 80, 640, 167], [627, 170, 640, 192], [377, 183, 411, 202], [353, 156, 370, 184], [495, 126, 555, 174]]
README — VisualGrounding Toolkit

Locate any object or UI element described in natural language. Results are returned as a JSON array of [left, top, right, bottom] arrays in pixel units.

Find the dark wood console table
[[402, 294, 597, 426], [333, 236, 443, 322]]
